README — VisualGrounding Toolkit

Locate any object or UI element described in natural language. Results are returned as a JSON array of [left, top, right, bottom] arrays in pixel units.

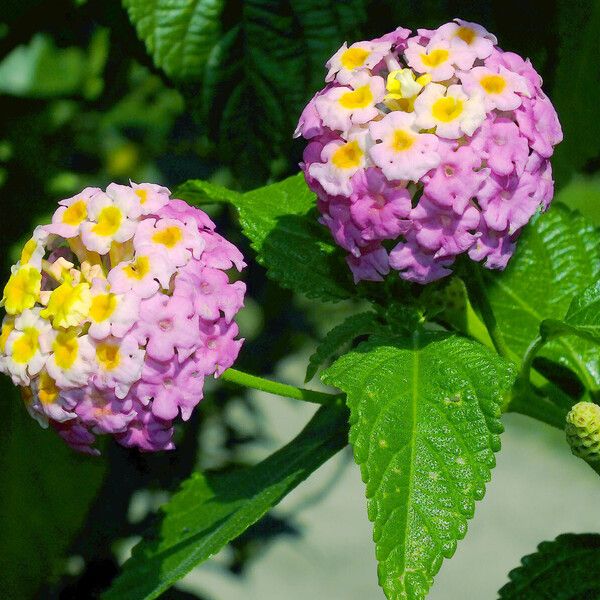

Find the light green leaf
[[322, 333, 514, 600], [122, 0, 224, 81], [499, 533, 600, 599], [535, 281, 600, 376], [305, 311, 383, 382], [555, 175, 600, 226], [103, 403, 348, 600], [480, 205, 600, 391], [0, 377, 106, 599], [178, 174, 354, 302], [175, 178, 241, 206], [551, 0, 600, 186], [564, 280, 600, 343], [0, 32, 106, 98]]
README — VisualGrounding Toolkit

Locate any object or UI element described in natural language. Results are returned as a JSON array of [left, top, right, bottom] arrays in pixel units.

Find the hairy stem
[[220, 368, 343, 406]]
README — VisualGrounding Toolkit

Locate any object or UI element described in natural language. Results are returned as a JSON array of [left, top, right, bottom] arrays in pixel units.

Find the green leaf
[[0, 33, 106, 98], [322, 333, 513, 600], [564, 281, 600, 343], [123, 0, 365, 184], [480, 205, 600, 391], [499, 533, 600, 599], [122, 0, 224, 81], [0, 377, 106, 599], [205, 0, 366, 183], [305, 311, 383, 382], [178, 174, 354, 302], [551, 0, 600, 186], [536, 281, 600, 362], [103, 403, 348, 600], [556, 175, 600, 226], [174, 178, 241, 206]]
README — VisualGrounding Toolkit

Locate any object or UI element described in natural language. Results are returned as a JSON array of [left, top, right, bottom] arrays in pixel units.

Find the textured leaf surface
[[0, 377, 106, 599], [564, 281, 600, 342], [322, 333, 513, 600], [481, 205, 600, 390], [305, 311, 384, 382], [499, 533, 600, 599], [202, 0, 366, 183], [123, 0, 365, 183], [104, 404, 348, 600], [179, 174, 354, 302], [122, 0, 224, 81]]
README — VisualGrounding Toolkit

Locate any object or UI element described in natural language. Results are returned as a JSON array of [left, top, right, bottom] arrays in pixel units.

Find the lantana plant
[[4, 16, 600, 600]]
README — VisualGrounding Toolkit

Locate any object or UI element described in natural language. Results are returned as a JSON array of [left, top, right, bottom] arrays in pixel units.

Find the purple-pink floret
[[5, 183, 246, 455], [296, 19, 562, 284]]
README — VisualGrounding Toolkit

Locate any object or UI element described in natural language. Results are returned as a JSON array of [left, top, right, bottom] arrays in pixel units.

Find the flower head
[[1, 182, 246, 453], [297, 19, 562, 284]]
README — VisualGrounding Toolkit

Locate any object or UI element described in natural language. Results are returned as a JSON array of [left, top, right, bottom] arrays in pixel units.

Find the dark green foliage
[[0, 378, 106, 599], [499, 534, 600, 599]]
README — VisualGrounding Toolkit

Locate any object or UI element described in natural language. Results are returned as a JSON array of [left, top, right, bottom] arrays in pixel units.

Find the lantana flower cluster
[[0, 183, 246, 454], [296, 19, 562, 283]]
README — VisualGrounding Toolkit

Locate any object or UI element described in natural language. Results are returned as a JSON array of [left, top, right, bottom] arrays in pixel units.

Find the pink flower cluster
[[1, 183, 246, 454], [296, 19, 562, 283]]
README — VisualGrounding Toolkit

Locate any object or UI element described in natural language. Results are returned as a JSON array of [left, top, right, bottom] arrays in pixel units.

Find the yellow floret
[[2, 266, 42, 314], [40, 280, 92, 328]]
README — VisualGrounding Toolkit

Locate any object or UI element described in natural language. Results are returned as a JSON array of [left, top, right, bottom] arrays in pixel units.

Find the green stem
[[461, 264, 571, 429], [520, 335, 546, 384], [463, 262, 513, 359], [507, 389, 568, 430], [220, 368, 343, 406]]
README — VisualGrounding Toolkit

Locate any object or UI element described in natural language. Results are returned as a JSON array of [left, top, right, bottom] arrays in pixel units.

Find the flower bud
[[566, 402, 600, 463]]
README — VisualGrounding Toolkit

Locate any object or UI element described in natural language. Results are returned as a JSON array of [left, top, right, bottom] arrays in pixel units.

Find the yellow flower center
[[53, 330, 80, 370], [124, 255, 151, 280], [41, 281, 92, 328], [480, 74, 506, 95], [90, 293, 118, 323], [331, 140, 364, 169], [340, 47, 370, 70], [392, 130, 416, 152], [135, 188, 148, 205], [152, 226, 183, 249], [96, 343, 121, 371], [339, 85, 374, 109], [92, 206, 122, 237], [421, 48, 449, 68], [3, 266, 41, 315], [12, 327, 40, 364], [38, 371, 60, 405], [432, 96, 464, 122], [62, 200, 88, 226], [456, 26, 476, 45]]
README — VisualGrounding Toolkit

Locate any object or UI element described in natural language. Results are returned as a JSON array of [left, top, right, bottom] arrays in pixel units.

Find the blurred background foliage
[[1, 0, 599, 598]]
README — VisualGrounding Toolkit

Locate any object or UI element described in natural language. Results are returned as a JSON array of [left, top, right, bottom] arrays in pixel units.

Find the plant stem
[[220, 368, 343, 406], [520, 335, 546, 383], [463, 262, 514, 359], [507, 390, 568, 430]]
